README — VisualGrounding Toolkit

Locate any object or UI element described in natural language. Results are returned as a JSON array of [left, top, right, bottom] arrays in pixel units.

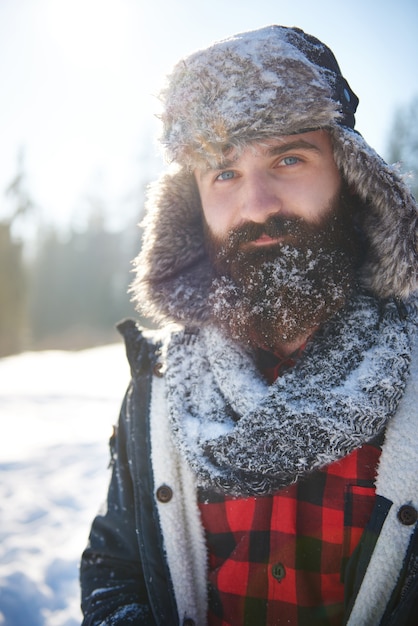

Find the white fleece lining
[[347, 339, 418, 625], [149, 373, 208, 626]]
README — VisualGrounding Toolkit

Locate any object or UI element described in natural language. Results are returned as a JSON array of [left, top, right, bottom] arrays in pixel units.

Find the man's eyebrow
[[266, 139, 321, 156], [197, 154, 239, 175]]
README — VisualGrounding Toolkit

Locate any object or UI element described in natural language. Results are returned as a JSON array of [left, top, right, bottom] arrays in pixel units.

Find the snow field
[[0, 344, 130, 625]]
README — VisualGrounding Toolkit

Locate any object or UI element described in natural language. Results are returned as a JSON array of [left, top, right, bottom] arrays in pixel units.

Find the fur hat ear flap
[[137, 167, 204, 281], [331, 127, 418, 300], [132, 167, 213, 324]]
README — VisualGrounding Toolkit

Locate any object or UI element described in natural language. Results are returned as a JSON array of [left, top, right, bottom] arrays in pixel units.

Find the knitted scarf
[[164, 292, 416, 496]]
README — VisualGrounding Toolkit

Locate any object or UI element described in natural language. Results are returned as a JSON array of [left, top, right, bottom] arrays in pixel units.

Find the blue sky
[[1, 0, 417, 230]]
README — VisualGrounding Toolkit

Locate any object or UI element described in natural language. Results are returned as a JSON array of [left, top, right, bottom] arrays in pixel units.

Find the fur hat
[[159, 25, 359, 166], [133, 25, 418, 325]]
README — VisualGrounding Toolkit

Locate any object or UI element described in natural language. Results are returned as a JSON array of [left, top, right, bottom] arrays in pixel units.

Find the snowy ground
[[0, 343, 131, 626]]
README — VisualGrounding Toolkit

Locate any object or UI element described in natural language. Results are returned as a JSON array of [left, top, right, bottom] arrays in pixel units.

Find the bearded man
[[80, 26, 418, 626]]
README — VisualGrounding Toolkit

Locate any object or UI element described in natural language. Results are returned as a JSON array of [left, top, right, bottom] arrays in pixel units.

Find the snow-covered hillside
[[0, 343, 130, 626]]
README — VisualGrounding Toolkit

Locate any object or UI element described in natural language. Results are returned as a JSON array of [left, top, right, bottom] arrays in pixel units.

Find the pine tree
[[0, 153, 33, 356]]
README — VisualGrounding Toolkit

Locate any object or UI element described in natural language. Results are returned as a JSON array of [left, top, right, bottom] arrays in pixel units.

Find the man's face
[[194, 130, 342, 241], [194, 130, 361, 351]]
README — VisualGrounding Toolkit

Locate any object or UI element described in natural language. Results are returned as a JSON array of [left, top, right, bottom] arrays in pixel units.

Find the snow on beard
[[204, 196, 361, 350]]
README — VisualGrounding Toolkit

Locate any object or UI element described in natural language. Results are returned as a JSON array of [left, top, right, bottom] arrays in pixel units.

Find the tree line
[[1, 98, 417, 358], [0, 170, 146, 357], [28, 215, 141, 351]]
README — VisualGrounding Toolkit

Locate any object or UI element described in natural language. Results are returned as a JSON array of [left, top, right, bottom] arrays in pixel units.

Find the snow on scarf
[[164, 292, 416, 496]]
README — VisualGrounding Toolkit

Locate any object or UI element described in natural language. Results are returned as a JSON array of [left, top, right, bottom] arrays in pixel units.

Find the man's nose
[[238, 174, 281, 224]]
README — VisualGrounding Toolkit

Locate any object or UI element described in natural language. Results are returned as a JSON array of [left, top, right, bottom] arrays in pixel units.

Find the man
[[80, 26, 418, 626]]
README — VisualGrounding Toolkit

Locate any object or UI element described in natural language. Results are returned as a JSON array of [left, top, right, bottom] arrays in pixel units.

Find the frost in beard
[[209, 243, 354, 348]]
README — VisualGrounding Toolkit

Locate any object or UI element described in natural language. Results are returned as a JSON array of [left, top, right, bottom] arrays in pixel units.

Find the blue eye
[[216, 170, 235, 180], [282, 156, 299, 166]]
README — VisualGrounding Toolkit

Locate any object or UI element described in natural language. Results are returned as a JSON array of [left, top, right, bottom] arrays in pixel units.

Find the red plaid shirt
[[198, 349, 382, 625]]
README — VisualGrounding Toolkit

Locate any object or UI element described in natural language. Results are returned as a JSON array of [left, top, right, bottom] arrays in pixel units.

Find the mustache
[[225, 215, 308, 250]]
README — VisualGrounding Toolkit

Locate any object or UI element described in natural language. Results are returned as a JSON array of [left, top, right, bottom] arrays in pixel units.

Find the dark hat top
[[282, 26, 359, 128]]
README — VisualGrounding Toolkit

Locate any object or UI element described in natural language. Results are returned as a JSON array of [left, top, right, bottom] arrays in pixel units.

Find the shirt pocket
[[341, 483, 376, 578]]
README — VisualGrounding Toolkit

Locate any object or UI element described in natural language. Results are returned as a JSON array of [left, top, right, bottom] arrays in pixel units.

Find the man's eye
[[282, 156, 300, 166], [216, 170, 235, 181]]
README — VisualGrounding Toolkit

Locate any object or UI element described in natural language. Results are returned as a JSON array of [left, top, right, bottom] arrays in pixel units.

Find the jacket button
[[271, 562, 286, 582], [156, 485, 173, 503], [183, 620, 195, 626], [397, 504, 418, 526]]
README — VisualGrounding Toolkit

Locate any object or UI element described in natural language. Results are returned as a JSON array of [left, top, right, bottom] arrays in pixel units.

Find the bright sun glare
[[45, 0, 130, 71]]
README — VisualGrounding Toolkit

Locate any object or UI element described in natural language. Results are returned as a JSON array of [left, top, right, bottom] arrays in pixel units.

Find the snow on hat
[[133, 26, 417, 325], [159, 25, 359, 166]]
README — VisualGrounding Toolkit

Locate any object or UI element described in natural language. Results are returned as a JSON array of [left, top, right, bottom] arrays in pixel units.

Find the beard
[[204, 192, 362, 351]]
